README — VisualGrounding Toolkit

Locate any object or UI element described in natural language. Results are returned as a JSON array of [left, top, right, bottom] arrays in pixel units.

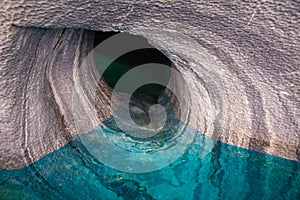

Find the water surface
[[1, 122, 299, 200]]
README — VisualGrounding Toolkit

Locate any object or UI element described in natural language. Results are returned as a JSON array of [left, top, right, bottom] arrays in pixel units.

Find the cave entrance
[[93, 31, 174, 128], [93, 31, 172, 104]]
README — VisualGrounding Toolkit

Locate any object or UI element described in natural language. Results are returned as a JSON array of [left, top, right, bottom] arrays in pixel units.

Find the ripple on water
[[0, 119, 299, 199]]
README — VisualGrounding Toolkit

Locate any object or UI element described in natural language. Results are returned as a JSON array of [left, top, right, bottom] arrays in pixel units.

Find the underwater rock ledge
[[0, 0, 299, 169]]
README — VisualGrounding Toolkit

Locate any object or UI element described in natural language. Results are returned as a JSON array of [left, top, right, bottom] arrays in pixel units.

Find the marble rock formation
[[0, 0, 299, 169]]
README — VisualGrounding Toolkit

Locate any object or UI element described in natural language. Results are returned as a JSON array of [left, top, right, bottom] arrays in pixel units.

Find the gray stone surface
[[0, 0, 299, 169]]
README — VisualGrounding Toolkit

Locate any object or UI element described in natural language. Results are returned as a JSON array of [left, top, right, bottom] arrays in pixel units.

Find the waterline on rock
[[0, 118, 299, 199]]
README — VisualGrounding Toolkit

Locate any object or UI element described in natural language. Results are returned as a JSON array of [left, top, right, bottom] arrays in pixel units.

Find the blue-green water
[[1, 124, 299, 200]]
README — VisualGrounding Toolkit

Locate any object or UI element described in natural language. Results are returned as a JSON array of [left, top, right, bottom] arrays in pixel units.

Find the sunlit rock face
[[0, 0, 299, 169]]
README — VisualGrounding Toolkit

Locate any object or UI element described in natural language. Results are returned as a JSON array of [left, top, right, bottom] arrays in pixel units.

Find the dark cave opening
[[93, 31, 177, 131], [93, 31, 172, 104]]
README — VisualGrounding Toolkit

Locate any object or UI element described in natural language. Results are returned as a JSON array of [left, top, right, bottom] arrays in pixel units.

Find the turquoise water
[[1, 123, 299, 200]]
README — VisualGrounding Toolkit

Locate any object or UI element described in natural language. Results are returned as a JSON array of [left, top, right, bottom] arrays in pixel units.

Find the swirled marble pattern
[[0, 0, 299, 169]]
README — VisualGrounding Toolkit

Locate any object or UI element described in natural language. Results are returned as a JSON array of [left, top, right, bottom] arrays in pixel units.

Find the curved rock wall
[[0, 27, 95, 168], [0, 0, 299, 169]]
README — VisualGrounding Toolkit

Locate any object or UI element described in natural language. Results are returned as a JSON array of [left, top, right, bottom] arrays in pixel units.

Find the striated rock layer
[[0, 0, 299, 169]]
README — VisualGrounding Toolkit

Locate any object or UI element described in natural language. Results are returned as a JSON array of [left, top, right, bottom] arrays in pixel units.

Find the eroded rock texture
[[0, 0, 299, 169]]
